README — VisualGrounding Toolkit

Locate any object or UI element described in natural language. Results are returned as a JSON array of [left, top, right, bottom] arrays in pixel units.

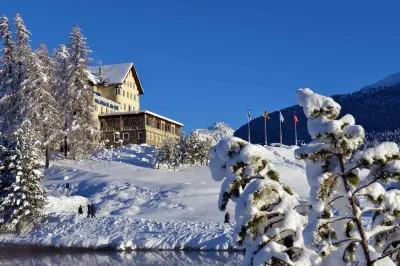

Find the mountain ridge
[[234, 72, 400, 147]]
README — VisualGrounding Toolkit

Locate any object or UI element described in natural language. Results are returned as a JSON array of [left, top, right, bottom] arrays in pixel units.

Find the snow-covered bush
[[210, 137, 320, 265], [0, 130, 46, 228], [295, 88, 400, 265], [187, 132, 212, 166]]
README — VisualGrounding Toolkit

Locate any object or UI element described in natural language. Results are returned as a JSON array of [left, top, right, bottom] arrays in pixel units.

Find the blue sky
[[3, 1, 400, 132]]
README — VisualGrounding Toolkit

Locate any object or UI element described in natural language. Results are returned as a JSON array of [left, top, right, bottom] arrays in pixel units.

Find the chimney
[[99, 65, 103, 83]]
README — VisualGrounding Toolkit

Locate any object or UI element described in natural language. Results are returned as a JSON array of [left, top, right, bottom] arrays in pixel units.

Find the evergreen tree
[[197, 138, 212, 166], [0, 15, 17, 96], [160, 136, 176, 169], [33, 43, 60, 168], [210, 137, 320, 265], [176, 132, 188, 165], [295, 88, 400, 265], [65, 26, 99, 159], [186, 132, 200, 166], [14, 14, 30, 86], [52, 44, 70, 156], [0, 129, 46, 228]]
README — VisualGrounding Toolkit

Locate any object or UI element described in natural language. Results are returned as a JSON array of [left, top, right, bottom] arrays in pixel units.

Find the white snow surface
[[190, 122, 234, 146], [0, 214, 235, 251], [0, 144, 308, 251], [88, 63, 132, 85]]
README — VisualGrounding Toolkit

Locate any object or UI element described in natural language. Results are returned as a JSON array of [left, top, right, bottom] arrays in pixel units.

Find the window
[[123, 90, 125, 97], [123, 118, 130, 128], [116, 88, 121, 95], [134, 94, 136, 101], [124, 103, 126, 110], [138, 132, 143, 140], [114, 118, 120, 129], [128, 105, 131, 111], [106, 108, 108, 113], [101, 106, 104, 114], [123, 133, 129, 140], [100, 120, 106, 129], [146, 118, 151, 126], [107, 119, 113, 128]]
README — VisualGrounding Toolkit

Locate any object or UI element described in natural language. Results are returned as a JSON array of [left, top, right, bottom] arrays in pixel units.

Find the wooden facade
[[99, 111, 183, 147]]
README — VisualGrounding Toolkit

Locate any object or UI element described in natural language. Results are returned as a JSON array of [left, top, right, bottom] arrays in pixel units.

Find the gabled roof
[[88, 63, 144, 94]]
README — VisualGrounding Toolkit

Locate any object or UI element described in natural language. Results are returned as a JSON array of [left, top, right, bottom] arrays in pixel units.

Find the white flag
[[280, 111, 284, 122]]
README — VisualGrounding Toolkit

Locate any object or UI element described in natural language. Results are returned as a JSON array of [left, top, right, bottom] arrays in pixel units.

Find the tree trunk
[[64, 136, 67, 157], [15, 221, 22, 235], [334, 141, 371, 265], [45, 147, 49, 168]]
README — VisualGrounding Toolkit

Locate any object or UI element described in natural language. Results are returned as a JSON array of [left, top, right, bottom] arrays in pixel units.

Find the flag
[[293, 112, 299, 125], [279, 111, 284, 122], [247, 109, 251, 120], [263, 109, 270, 119]]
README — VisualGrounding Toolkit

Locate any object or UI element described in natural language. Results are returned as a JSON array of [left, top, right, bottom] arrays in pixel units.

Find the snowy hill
[[0, 144, 308, 251], [191, 122, 234, 145]]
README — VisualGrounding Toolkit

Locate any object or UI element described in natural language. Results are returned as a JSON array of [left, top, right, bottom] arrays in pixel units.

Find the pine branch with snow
[[210, 137, 320, 265], [295, 88, 400, 265]]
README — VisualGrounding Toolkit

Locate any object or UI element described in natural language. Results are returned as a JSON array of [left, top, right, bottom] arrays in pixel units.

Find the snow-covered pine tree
[[51, 44, 70, 156], [155, 146, 166, 169], [186, 132, 199, 166], [32, 43, 61, 168], [210, 137, 320, 266], [0, 129, 46, 229], [176, 132, 188, 166], [161, 135, 176, 169], [65, 26, 99, 159], [14, 14, 30, 87], [0, 134, 19, 225], [295, 88, 400, 265], [0, 15, 17, 97], [197, 138, 212, 166], [0, 14, 32, 133]]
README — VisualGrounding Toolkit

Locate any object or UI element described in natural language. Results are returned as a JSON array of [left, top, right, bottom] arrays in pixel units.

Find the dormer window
[[115, 88, 121, 95]]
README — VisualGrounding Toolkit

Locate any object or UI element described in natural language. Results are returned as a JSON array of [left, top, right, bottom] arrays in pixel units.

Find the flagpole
[[264, 117, 267, 145], [294, 121, 297, 146], [248, 118, 251, 143], [280, 114, 282, 146]]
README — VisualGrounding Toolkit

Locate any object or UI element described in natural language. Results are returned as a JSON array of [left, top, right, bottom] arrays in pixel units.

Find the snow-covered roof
[[88, 63, 144, 94], [99, 110, 184, 127]]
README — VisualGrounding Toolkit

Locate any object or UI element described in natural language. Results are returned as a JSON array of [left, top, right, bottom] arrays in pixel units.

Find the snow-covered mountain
[[235, 72, 400, 146], [361, 72, 400, 91], [191, 122, 234, 145]]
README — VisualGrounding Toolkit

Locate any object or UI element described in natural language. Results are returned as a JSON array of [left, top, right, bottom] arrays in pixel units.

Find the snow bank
[[43, 196, 89, 214], [91, 144, 156, 168], [0, 214, 237, 251]]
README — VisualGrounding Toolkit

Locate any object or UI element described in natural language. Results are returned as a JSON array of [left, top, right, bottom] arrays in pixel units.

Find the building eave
[[99, 110, 183, 127]]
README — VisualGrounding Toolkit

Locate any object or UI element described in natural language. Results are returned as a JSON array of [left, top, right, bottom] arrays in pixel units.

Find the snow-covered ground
[[0, 144, 308, 251]]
